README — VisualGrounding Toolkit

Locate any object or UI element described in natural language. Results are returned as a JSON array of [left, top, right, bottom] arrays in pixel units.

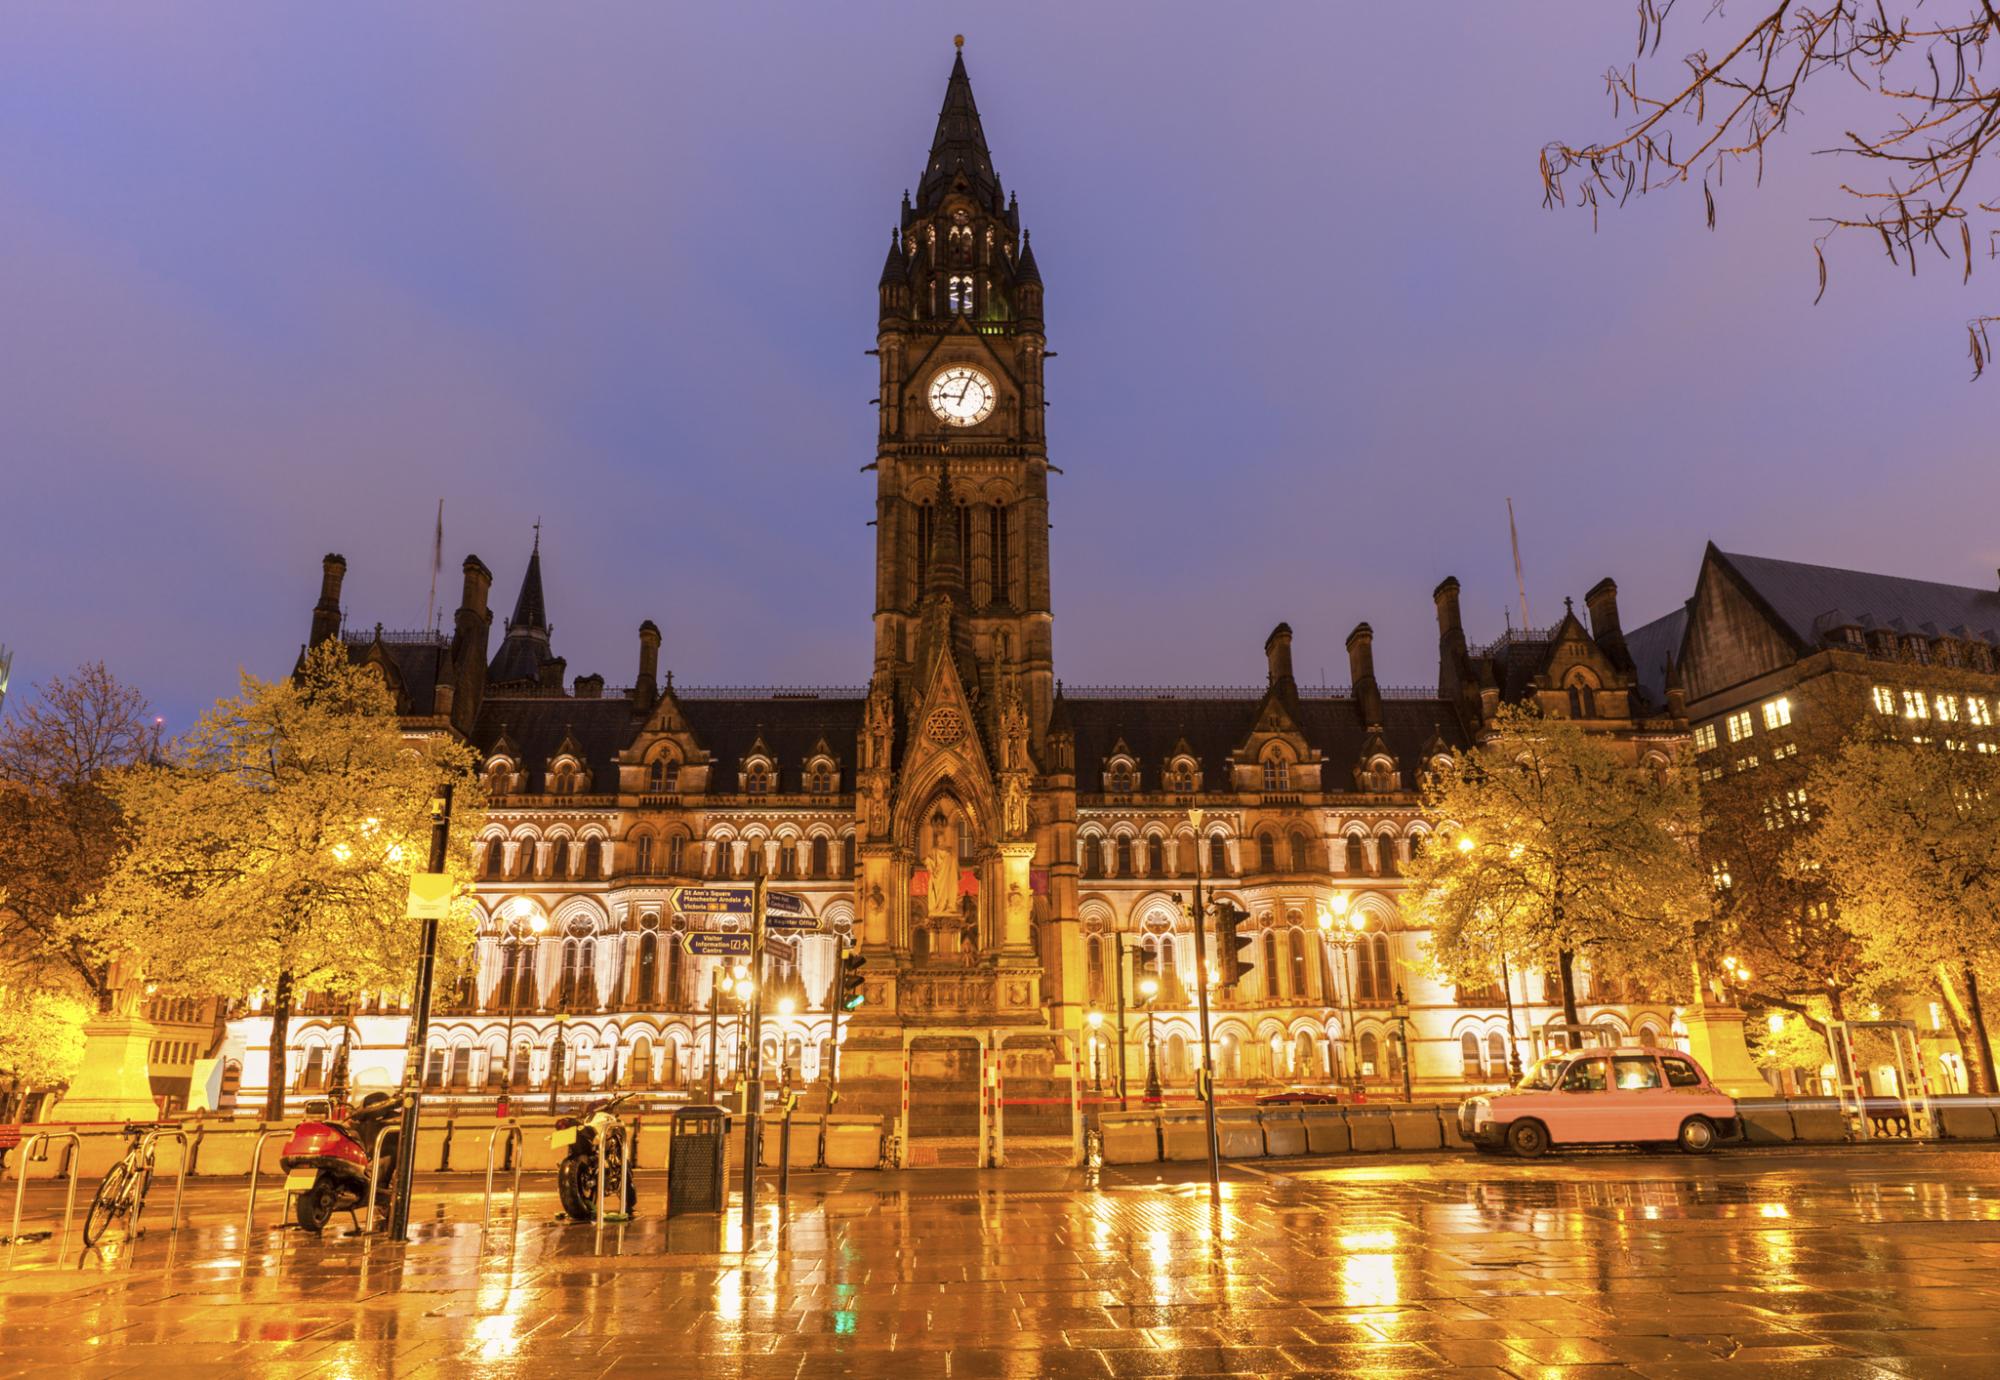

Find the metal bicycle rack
[[131, 1128, 191, 1238], [7, 1130, 85, 1264], [359, 1122, 400, 1233], [240, 1127, 290, 1239], [595, 1125, 631, 1235], [482, 1125, 524, 1233]]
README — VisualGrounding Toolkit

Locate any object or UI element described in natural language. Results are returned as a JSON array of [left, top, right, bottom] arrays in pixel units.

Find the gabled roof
[[1713, 546, 2000, 650], [1624, 605, 1687, 708]]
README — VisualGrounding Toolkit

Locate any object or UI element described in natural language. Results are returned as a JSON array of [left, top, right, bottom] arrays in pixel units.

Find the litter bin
[[667, 1105, 730, 1217]]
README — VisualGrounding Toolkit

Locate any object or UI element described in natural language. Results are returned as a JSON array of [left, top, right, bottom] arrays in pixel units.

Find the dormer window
[[1842, 627, 1865, 648], [1107, 760, 1136, 794], [1261, 748, 1291, 792], [1165, 757, 1197, 793], [1906, 637, 1932, 665], [486, 759, 514, 793], [551, 763, 578, 796], [1365, 757, 1397, 792], [647, 757, 678, 793], [806, 759, 836, 794]]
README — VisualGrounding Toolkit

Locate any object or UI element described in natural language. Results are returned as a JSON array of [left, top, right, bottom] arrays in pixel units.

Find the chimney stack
[[449, 555, 494, 737], [636, 620, 661, 711], [460, 555, 493, 620], [1584, 577, 1631, 669], [1264, 623, 1295, 686], [1432, 577, 1463, 644], [1346, 622, 1382, 728], [537, 656, 567, 691], [310, 553, 347, 646]]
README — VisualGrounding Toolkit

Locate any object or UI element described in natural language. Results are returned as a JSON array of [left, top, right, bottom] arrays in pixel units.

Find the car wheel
[[1677, 1117, 1717, 1155], [1505, 1120, 1549, 1159]]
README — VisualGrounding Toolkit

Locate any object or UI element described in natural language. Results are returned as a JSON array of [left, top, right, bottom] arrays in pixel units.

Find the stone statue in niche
[[924, 810, 960, 920]]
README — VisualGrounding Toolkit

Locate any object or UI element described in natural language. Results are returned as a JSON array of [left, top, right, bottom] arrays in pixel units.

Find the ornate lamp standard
[[547, 1012, 569, 1114], [1139, 975, 1162, 1103], [1183, 807, 1223, 1201], [1317, 893, 1367, 1097], [502, 899, 548, 1092], [1086, 1010, 1105, 1092], [1392, 985, 1413, 1102], [776, 995, 797, 1094]]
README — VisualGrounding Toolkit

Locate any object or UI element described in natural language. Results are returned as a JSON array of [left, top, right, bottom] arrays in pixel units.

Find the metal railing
[[240, 1128, 289, 1240], [132, 1128, 190, 1238], [482, 1126, 524, 1232], [7, 1131, 84, 1265]]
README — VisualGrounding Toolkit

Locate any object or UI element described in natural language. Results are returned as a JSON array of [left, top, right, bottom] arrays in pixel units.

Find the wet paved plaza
[[6, 1146, 2000, 1378]]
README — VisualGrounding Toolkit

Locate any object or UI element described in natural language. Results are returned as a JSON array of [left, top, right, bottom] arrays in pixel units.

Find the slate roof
[[341, 632, 447, 717], [1064, 694, 1468, 793], [471, 692, 866, 794], [918, 47, 1003, 215], [1716, 548, 2000, 649], [1623, 606, 1687, 708]]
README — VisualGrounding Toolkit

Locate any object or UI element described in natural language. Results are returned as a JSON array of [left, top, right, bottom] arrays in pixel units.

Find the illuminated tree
[[1545, 2, 2000, 374], [0, 663, 156, 1009], [1407, 703, 1709, 1030], [1801, 716, 2000, 1094], [85, 642, 485, 1118]]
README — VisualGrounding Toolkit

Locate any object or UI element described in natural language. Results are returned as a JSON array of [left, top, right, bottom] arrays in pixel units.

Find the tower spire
[[489, 529, 553, 685], [918, 38, 1001, 213]]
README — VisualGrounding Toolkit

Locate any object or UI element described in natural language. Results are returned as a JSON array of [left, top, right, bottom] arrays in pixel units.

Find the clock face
[[928, 366, 996, 427]]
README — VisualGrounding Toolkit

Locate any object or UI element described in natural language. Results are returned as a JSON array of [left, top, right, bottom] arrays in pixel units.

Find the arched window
[[1567, 673, 1597, 719], [1288, 929, 1308, 997], [1359, 1031, 1381, 1079], [713, 841, 733, 879], [1262, 749, 1290, 792], [744, 761, 772, 795], [558, 938, 594, 1009], [633, 834, 654, 874], [1345, 835, 1369, 875], [1097, 839, 1114, 877], [1379, 835, 1401, 877], [1369, 933, 1392, 1001], [1288, 832, 1310, 872], [1166, 759, 1196, 793], [486, 760, 512, 794], [552, 763, 577, 795], [629, 1035, 653, 1087], [777, 841, 796, 878], [510, 1043, 530, 1088], [647, 758, 676, 792], [1257, 833, 1278, 873], [747, 843, 766, 878], [515, 841, 537, 879], [550, 837, 570, 878], [1462, 1032, 1484, 1078], [667, 835, 685, 873], [807, 761, 835, 794], [1407, 832, 1425, 861], [1147, 837, 1165, 876], [811, 836, 830, 879], [665, 937, 686, 1010], [1086, 936, 1106, 1005], [637, 932, 658, 1006], [1261, 930, 1280, 997], [583, 838, 602, 877], [1082, 839, 1102, 878], [1488, 1030, 1508, 1073], [484, 839, 503, 878], [948, 274, 973, 313], [1636, 1023, 1660, 1048], [1208, 836, 1230, 876], [1107, 761, 1135, 793], [1115, 837, 1133, 876]]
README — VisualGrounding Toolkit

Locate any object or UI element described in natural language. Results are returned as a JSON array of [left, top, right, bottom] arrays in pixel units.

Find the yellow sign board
[[406, 871, 453, 919]]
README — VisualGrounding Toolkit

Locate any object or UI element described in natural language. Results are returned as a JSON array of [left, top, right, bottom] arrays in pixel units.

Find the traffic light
[[1214, 900, 1254, 988], [839, 942, 868, 1012]]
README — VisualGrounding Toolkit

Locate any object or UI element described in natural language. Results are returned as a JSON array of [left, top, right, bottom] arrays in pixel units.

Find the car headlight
[[1466, 1097, 1492, 1129]]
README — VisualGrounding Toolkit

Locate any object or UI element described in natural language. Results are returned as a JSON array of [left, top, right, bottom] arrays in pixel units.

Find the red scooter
[[278, 1091, 407, 1233]]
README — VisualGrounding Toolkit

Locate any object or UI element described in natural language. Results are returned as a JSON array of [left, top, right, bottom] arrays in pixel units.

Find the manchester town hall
[[225, 46, 1696, 1152]]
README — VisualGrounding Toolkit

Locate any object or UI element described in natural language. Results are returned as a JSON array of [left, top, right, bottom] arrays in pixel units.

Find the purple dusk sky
[[2, 4, 1993, 728]]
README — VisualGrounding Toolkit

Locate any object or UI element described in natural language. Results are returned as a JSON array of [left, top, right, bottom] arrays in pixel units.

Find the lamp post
[[1112, 933, 1132, 1111], [777, 996, 797, 1093], [1392, 985, 1413, 1102], [705, 963, 723, 1103], [548, 1013, 569, 1114], [502, 900, 548, 1092], [1086, 1010, 1105, 1092], [1318, 894, 1366, 1097], [1184, 806, 1222, 1201], [1140, 975, 1162, 1103]]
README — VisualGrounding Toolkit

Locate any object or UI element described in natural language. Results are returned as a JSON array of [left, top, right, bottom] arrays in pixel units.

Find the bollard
[[779, 1098, 794, 1198], [360, 1122, 400, 1234], [7, 1131, 85, 1266]]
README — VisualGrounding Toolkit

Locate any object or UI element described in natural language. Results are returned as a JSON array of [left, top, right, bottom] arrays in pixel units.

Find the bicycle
[[82, 1123, 162, 1247]]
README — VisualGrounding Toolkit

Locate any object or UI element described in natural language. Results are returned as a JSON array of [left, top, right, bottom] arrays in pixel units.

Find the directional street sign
[[765, 913, 820, 933], [683, 932, 754, 957], [669, 886, 753, 916], [763, 935, 799, 963], [765, 890, 808, 917]]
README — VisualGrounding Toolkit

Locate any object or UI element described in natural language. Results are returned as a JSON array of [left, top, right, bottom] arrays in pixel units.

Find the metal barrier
[[240, 1128, 289, 1241], [132, 1128, 190, 1238], [7, 1131, 85, 1265], [360, 1122, 400, 1233], [482, 1125, 524, 1233]]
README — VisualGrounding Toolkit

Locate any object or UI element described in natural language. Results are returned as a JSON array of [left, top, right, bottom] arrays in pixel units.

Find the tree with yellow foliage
[[1407, 703, 1710, 1032], [85, 642, 485, 1118]]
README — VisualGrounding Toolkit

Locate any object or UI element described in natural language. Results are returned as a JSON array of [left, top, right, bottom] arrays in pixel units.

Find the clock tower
[[872, 39, 1054, 751]]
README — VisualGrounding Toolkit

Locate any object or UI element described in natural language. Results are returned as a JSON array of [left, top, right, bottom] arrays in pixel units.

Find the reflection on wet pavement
[[6, 1147, 2000, 1377]]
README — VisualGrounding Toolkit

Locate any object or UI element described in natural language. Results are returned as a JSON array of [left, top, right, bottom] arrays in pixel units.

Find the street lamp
[[1392, 985, 1413, 1102], [1139, 975, 1162, 1103], [548, 1012, 569, 1114], [777, 996, 797, 1092], [1184, 806, 1223, 1201], [501, 899, 548, 1093], [1086, 1010, 1105, 1092], [1318, 895, 1366, 1096]]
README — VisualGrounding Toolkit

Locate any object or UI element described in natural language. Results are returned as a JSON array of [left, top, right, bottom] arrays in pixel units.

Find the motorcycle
[[552, 1090, 638, 1221], [278, 1090, 407, 1233]]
